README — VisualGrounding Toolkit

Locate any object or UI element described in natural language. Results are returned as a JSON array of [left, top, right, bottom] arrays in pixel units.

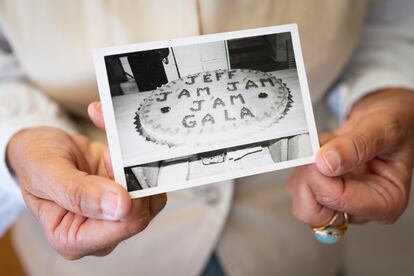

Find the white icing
[[136, 69, 290, 146]]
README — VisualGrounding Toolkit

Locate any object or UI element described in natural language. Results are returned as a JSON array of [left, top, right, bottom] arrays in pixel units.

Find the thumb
[[30, 158, 132, 220], [316, 115, 400, 176], [57, 172, 131, 220]]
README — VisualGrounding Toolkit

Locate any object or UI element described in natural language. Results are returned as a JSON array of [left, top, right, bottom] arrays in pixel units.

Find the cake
[[134, 69, 291, 147]]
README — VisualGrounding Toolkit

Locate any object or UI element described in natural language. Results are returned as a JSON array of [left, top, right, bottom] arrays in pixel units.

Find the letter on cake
[[197, 87, 211, 96], [213, 97, 226, 108], [230, 94, 245, 105], [245, 80, 258, 90], [215, 71, 225, 81], [228, 70, 236, 79], [260, 78, 275, 87], [182, 115, 197, 128], [190, 100, 205, 112], [226, 81, 239, 91], [203, 73, 212, 83], [202, 113, 215, 126], [185, 75, 198, 85], [240, 107, 255, 119], [224, 110, 236, 121], [178, 89, 191, 99], [156, 91, 172, 102]]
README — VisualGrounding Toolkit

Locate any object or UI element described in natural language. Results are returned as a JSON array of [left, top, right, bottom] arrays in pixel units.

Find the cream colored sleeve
[[0, 47, 77, 236], [333, 0, 414, 119]]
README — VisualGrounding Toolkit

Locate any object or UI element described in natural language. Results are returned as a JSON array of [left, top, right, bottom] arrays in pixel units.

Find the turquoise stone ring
[[313, 227, 343, 244], [311, 212, 348, 245]]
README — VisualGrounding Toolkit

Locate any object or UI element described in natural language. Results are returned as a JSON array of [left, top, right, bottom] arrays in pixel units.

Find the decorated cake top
[[135, 69, 291, 147]]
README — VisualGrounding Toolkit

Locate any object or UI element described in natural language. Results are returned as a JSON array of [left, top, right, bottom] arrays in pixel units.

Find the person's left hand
[[288, 89, 414, 228]]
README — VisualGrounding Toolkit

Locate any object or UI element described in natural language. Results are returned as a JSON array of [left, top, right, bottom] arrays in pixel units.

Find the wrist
[[350, 88, 414, 119]]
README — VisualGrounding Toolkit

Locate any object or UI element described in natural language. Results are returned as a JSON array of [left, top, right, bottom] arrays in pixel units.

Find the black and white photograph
[[93, 24, 319, 198]]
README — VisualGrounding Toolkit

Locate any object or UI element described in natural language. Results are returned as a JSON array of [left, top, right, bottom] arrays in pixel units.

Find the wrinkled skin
[[288, 89, 414, 227], [7, 102, 166, 259]]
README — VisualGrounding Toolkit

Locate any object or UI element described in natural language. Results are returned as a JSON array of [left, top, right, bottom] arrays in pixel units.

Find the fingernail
[[322, 150, 341, 173], [101, 192, 121, 219]]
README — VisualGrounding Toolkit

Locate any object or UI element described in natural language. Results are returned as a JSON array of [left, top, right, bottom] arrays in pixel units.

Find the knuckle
[[394, 191, 409, 216], [100, 248, 114, 256], [291, 202, 318, 225], [317, 190, 345, 211], [292, 205, 330, 227], [50, 237, 78, 260], [64, 181, 85, 214], [160, 194, 167, 209], [137, 212, 152, 231], [376, 183, 408, 225], [384, 115, 401, 138], [390, 192, 408, 222], [378, 199, 397, 224], [128, 211, 152, 236], [379, 116, 402, 148], [313, 178, 346, 210], [60, 252, 81, 261], [44, 222, 85, 260], [95, 246, 117, 257], [292, 207, 311, 225], [378, 212, 400, 225], [349, 133, 369, 165]]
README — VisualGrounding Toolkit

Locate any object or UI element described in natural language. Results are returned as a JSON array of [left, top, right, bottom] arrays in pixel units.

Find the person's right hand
[[6, 124, 166, 260]]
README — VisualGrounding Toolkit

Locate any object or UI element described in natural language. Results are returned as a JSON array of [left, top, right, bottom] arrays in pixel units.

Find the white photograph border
[[93, 24, 319, 198]]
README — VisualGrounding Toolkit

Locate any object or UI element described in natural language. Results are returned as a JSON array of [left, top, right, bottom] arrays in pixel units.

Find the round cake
[[134, 69, 291, 147]]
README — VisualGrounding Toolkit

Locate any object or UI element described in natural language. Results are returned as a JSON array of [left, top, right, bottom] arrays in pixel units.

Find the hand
[[6, 104, 166, 259], [288, 89, 414, 227]]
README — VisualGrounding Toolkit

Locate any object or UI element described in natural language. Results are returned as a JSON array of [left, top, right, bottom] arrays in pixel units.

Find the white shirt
[[1, 0, 414, 275]]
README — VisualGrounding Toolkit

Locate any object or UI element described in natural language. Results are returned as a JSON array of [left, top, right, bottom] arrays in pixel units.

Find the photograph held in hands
[[93, 24, 319, 198]]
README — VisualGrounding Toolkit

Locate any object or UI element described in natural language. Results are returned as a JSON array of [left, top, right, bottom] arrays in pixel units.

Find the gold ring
[[311, 211, 348, 244]]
